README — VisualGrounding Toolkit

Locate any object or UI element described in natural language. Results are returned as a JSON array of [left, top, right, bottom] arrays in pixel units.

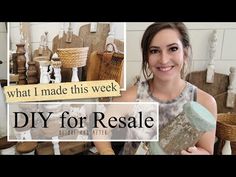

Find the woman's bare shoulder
[[113, 85, 138, 102], [196, 88, 217, 118]]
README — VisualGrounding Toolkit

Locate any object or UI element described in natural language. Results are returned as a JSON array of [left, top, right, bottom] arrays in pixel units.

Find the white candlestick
[[71, 67, 79, 82], [222, 140, 232, 155], [39, 61, 51, 84], [54, 68, 61, 83], [52, 136, 60, 155]]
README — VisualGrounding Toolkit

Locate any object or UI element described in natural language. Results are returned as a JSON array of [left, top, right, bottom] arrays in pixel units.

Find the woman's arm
[[181, 88, 217, 155], [93, 85, 138, 155], [93, 142, 115, 155]]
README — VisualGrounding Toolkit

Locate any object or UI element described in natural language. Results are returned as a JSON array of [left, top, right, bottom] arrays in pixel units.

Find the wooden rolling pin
[[148, 101, 216, 155]]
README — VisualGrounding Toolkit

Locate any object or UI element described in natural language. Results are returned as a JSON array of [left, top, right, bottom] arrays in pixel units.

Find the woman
[[94, 22, 217, 155]]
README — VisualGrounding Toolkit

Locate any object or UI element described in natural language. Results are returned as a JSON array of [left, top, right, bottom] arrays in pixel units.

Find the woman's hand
[[181, 146, 211, 155], [99, 148, 115, 155]]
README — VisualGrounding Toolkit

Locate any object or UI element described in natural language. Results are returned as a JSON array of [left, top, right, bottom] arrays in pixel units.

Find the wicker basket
[[99, 52, 124, 84], [57, 47, 89, 68], [216, 113, 236, 141]]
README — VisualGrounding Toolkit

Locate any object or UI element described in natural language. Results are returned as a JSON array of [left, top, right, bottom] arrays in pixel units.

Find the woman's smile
[[156, 65, 174, 72]]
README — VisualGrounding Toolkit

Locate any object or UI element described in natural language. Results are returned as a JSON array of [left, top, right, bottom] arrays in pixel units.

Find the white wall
[[0, 22, 7, 80], [126, 22, 236, 87]]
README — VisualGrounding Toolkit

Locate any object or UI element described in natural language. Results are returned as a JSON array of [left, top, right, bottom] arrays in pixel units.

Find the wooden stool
[[35, 142, 54, 155], [0, 136, 17, 155], [35, 142, 91, 155], [16, 142, 38, 155]]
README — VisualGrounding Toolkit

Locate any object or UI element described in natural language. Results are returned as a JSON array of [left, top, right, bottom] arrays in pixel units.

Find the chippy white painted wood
[[90, 23, 97, 33], [105, 23, 116, 52], [206, 30, 217, 83], [229, 67, 236, 91], [59, 23, 65, 39], [226, 67, 236, 108], [52, 136, 60, 155], [65, 23, 73, 43], [149, 101, 216, 155]]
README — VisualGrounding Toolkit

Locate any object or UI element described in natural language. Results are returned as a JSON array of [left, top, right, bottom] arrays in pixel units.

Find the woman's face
[[148, 28, 186, 82]]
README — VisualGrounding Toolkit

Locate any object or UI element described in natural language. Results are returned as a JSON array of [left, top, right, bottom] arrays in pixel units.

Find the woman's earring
[[147, 70, 152, 77], [183, 62, 189, 79], [181, 62, 186, 79], [147, 65, 152, 78]]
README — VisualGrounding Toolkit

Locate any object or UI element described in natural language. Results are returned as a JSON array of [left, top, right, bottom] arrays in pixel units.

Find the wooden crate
[[36, 142, 91, 155], [186, 70, 236, 113], [186, 70, 229, 97]]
